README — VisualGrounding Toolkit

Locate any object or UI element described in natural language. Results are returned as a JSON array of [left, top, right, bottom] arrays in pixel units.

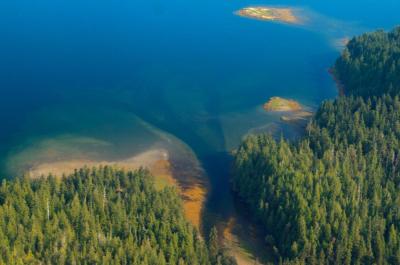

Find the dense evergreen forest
[[0, 167, 235, 265], [334, 27, 400, 97], [233, 27, 400, 265], [3, 25, 399, 265]]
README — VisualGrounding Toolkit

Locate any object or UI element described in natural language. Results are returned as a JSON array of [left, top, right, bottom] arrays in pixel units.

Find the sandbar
[[263, 97, 302, 112], [236, 6, 301, 24]]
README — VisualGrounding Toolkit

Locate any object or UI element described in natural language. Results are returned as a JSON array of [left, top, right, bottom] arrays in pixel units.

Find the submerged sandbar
[[6, 126, 208, 230], [236, 6, 301, 24]]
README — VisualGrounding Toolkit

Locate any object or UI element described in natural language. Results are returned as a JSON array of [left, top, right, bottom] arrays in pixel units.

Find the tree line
[[0, 166, 236, 265], [334, 27, 400, 98], [233, 27, 400, 264]]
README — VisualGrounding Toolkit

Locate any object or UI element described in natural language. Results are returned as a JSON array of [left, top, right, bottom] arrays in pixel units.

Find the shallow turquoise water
[[0, 0, 399, 238]]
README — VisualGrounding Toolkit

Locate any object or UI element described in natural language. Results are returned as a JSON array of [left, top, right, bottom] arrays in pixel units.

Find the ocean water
[[0, 0, 399, 244]]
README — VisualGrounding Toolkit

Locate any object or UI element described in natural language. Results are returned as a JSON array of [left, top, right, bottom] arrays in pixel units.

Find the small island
[[236, 6, 301, 24], [263, 96, 302, 112], [263, 97, 313, 125]]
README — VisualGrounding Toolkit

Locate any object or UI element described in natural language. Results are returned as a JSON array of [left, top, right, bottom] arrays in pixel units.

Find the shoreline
[[328, 68, 345, 96], [27, 147, 208, 230]]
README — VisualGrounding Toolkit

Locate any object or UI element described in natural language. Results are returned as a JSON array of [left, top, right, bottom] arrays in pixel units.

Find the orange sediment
[[149, 158, 206, 229], [182, 185, 207, 229], [25, 148, 207, 230]]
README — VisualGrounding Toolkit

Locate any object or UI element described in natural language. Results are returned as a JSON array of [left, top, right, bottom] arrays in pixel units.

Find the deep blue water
[[0, 0, 399, 239]]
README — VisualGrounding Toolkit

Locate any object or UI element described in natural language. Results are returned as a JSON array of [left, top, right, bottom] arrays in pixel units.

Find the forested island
[[233, 27, 400, 264]]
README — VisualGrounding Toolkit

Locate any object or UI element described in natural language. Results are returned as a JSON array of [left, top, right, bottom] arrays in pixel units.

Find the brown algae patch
[[236, 6, 302, 25], [181, 185, 207, 229]]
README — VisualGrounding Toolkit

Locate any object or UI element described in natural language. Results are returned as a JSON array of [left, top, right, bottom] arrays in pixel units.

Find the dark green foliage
[[0, 166, 213, 265], [233, 96, 400, 264], [234, 26, 400, 264], [208, 227, 237, 265], [209, 227, 220, 262], [334, 27, 400, 97]]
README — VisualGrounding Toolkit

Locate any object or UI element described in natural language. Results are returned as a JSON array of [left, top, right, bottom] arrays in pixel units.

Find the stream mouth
[[200, 152, 235, 231], [1, 99, 309, 264], [4, 0, 400, 263], [199, 151, 272, 264], [197, 121, 308, 264]]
